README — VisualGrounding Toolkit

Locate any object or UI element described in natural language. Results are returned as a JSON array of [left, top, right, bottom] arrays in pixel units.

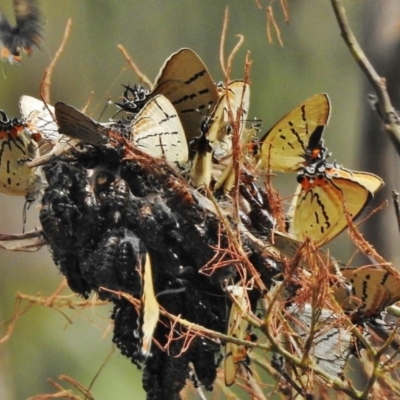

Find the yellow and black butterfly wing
[[258, 93, 330, 172], [289, 173, 371, 246], [130, 94, 188, 164], [333, 267, 400, 319], [152, 48, 219, 141]]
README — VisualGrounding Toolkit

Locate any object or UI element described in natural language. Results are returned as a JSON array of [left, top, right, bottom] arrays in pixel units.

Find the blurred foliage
[[0, 1, 396, 399]]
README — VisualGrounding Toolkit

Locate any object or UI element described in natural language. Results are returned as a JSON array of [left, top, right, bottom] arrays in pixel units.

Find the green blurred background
[[0, 1, 399, 399]]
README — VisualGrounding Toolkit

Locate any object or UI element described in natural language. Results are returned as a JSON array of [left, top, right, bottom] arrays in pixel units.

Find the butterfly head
[[115, 84, 151, 115]]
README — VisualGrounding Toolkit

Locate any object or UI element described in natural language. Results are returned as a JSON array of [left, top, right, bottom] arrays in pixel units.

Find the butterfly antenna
[[98, 98, 111, 121]]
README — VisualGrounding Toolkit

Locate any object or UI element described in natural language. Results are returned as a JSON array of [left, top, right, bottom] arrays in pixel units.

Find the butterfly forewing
[[152, 48, 219, 141], [55, 102, 109, 145], [259, 93, 330, 172], [130, 94, 188, 163]]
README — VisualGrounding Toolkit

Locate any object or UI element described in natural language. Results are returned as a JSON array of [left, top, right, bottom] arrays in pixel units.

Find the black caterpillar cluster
[[39, 137, 280, 399]]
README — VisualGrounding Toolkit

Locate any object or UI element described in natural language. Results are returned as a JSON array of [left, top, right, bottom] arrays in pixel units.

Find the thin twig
[[219, 7, 229, 77], [392, 190, 400, 235], [330, 0, 400, 156], [117, 44, 152, 88], [41, 19, 72, 104]]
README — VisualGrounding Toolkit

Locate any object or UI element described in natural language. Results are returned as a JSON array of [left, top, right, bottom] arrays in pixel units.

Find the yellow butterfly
[[288, 163, 383, 246], [333, 266, 400, 321], [190, 80, 250, 188], [152, 48, 220, 141], [257, 93, 331, 172]]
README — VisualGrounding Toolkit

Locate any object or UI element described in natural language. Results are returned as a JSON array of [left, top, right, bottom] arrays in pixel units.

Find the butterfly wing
[[190, 81, 250, 188], [55, 102, 109, 145], [333, 267, 400, 319], [287, 303, 351, 377], [258, 93, 330, 172], [289, 173, 371, 246], [326, 165, 384, 194], [130, 94, 188, 163], [0, 116, 38, 195], [139, 252, 160, 359], [225, 285, 251, 386], [19, 95, 58, 141], [152, 48, 219, 141]]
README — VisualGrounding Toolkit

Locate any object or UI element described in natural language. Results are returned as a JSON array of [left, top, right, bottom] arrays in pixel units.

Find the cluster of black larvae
[[39, 134, 279, 399]]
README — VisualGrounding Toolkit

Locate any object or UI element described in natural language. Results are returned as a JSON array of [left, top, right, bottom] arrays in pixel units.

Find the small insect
[[257, 93, 331, 172], [288, 162, 383, 246], [0, 110, 39, 196], [0, 0, 43, 63], [152, 48, 220, 141], [333, 266, 400, 322], [130, 94, 188, 164]]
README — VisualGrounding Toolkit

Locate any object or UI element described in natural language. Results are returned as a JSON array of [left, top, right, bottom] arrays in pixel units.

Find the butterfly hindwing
[[289, 172, 372, 246], [259, 93, 330, 172], [130, 94, 188, 163]]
